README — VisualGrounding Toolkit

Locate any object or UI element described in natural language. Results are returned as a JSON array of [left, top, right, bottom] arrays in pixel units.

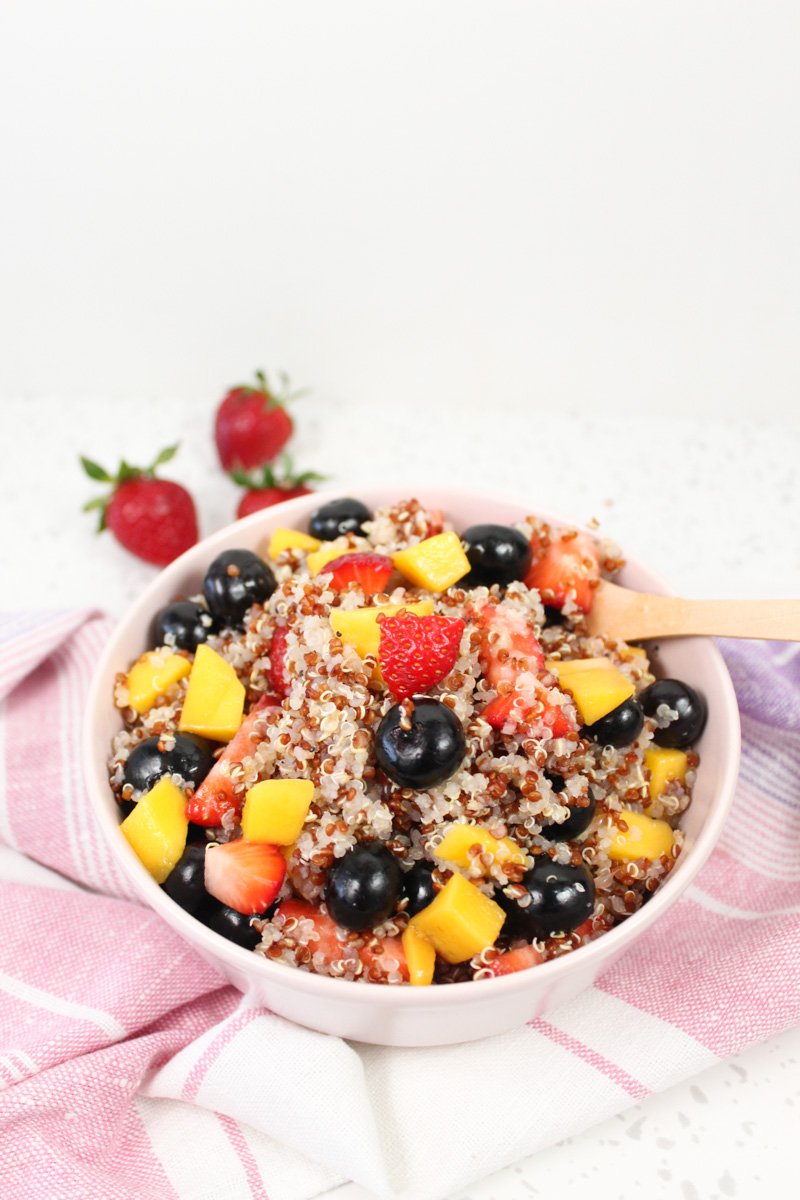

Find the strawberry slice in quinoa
[[204, 838, 286, 915], [274, 899, 409, 981], [423, 508, 445, 539], [359, 935, 409, 983], [275, 898, 351, 966], [379, 611, 465, 702], [186, 693, 281, 826], [482, 943, 544, 977], [476, 603, 577, 739], [268, 625, 291, 698], [524, 530, 601, 614], [326, 552, 394, 596], [477, 603, 545, 687], [481, 690, 575, 739]]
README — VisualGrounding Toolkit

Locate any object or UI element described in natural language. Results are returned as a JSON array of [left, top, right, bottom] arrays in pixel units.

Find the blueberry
[[162, 842, 207, 914], [324, 842, 402, 930], [375, 698, 467, 790], [460, 524, 533, 588], [152, 600, 212, 653], [499, 857, 596, 939], [202, 902, 265, 950], [203, 549, 277, 628], [309, 497, 372, 542], [639, 679, 707, 749], [543, 605, 565, 628], [402, 860, 437, 916], [583, 698, 644, 748], [540, 785, 596, 841], [123, 734, 215, 796]]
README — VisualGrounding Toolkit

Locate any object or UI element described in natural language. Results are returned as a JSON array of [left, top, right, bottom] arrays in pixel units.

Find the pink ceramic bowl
[[83, 486, 740, 1046]]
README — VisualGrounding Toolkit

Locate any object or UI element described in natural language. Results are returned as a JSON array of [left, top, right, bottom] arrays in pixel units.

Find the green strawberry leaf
[[80, 456, 112, 483], [151, 443, 179, 469]]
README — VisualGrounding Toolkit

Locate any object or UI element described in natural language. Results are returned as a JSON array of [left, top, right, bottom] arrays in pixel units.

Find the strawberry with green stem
[[80, 445, 198, 566], [233, 453, 326, 520], [215, 370, 308, 472]]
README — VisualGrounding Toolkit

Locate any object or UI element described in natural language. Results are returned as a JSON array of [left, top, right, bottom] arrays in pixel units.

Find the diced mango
[[606, 808, 676, 862], [178, 644, 246, 742], [120, 777, 189, 883], [551, 660, 635, 726], [126, 652, 191, 715], [307, 545, 357, 576], [330, 601, 434, 662], [410, 872, 505, 963], [393, 532, 470, 592], [267, 527, 321, 559], [644, 747, 688, 804], [402, 922, 436, 985], [435, 824, 528, 870], [545, 656, 615, 675], [241, 779, 315, 845]]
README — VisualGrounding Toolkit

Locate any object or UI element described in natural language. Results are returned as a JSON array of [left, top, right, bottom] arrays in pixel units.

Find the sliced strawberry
[[423, 508, 445, 539], [186, 693, 280, 826], [327, 552, 394, 596], [359, 935, 410, 983], [476, 603, 545, 689], [482, 688, 574, 739], [274, 898, 348, 965], [268, 625, 291, 697], [204, 839, 286, 914], [378, 611, 465, 701], [275, 899, 409, 980], [484, 943, 544, 977], [524, 530, 601, 614], [477, 604, 576, 739]]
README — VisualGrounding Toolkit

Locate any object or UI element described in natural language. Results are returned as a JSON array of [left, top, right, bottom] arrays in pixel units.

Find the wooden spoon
[[585, 580, 800, 643]]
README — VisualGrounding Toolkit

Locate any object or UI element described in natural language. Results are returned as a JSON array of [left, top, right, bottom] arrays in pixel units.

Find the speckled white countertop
[[5, 393, 800, 1200]]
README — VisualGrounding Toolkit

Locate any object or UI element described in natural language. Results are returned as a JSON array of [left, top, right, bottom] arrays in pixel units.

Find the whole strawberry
[[215, 370, 306, 472], [81, 445, 198, 566], [233, 454, 326, 520]]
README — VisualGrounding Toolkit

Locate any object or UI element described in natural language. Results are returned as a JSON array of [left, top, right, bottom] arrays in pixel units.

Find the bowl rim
[[83, 483, 741, 1010]]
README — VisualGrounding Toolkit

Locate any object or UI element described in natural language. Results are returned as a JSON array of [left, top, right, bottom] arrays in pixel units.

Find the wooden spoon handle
[[588, 589, 800, 642]]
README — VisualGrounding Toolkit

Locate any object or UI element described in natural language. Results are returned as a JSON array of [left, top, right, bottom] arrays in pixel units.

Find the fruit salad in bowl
[[84, 488, 739, 1045]]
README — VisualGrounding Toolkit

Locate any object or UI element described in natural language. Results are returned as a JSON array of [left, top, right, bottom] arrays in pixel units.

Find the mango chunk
[[644, 747, 688, 804], [126, 652, 191, 715], [606, 808, 676, 862], [402, 922, 436, 986], [120, 777, 189, 884], [178, 644, 246, 742], [551, 660, 635, 726], [545, 656, 615, 676], [267, 527, 321, 559], [241, 779, 315, 845], [393, 532, 470, 592], [330, 601, 434, 662], [435, 824, 528, 870], [410, 872, 505, 963], [307, 545, 357, 576]]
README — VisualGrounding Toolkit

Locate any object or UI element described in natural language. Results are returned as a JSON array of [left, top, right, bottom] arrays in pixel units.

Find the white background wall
[[1, 1, 799, 420]]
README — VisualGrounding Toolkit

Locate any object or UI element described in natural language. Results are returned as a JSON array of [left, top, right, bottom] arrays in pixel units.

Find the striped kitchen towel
[[1, 612, 799, 1200]]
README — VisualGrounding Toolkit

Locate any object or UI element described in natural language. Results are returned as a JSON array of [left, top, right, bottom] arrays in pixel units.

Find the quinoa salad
[[109, 496, 707, 986]]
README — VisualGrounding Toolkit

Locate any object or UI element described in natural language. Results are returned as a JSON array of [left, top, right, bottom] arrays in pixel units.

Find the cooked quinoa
[[109, 497, 695, 985]]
